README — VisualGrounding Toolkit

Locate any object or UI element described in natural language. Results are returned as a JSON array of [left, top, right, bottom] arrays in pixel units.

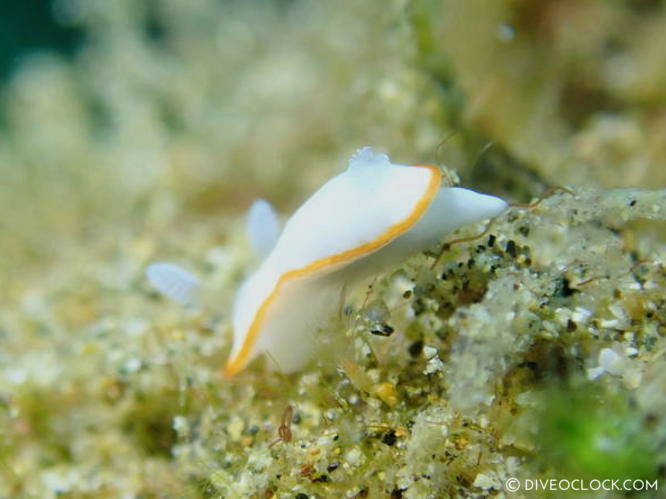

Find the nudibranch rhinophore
[[224, 147, 508, 376]]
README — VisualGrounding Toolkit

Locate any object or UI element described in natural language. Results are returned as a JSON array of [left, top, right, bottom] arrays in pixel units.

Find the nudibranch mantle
[[225, 147, 508, 376]]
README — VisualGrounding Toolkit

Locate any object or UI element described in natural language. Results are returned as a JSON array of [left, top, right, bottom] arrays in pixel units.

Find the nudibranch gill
[[224, 147, 508, 376]]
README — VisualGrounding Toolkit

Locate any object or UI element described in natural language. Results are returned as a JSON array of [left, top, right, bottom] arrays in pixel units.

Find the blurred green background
[[0, 0, 80, 81], [1, 0, 665, 286]]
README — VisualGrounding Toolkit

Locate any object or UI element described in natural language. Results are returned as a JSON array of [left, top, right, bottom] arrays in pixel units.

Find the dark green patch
[[534, 382, 660, 480]]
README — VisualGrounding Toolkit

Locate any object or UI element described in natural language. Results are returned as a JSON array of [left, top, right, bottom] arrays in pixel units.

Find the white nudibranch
[[146, 147, 508, 376], [224, 147, 508, 376]]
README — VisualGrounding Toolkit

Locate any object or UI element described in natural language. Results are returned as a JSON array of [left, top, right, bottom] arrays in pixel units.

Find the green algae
[[1, 1, 666, 497], [535, 382, 658, 481]]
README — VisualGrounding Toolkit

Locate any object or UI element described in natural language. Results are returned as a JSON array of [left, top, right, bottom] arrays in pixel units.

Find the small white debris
[[205, 246, 230, 266], [173, 416, 189, 437], [125, 319, 148, 337], [587, 366, 605, 381], [599, 348, 623, 375], [6, 368, 27, 384], [345, 447, 363, 466], [423, 345, 439, 360], [587, 348, 626, 380], [554, 307, 572, 325], [227, 416, 245, 441], [599, 318, 621, 329], [41, 469, 80, 494], [624, 347, 639, 357], [623, 369, 642, 390], [497, 23, 516, 43], [122, 357, 142, 373], [424, 357, 445, 375], [571, 307, 592, 324], [474, 472, 500, 490]]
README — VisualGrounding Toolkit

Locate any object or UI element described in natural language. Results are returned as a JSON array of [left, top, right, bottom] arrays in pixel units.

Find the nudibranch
[[224, 147, 508, 376]]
